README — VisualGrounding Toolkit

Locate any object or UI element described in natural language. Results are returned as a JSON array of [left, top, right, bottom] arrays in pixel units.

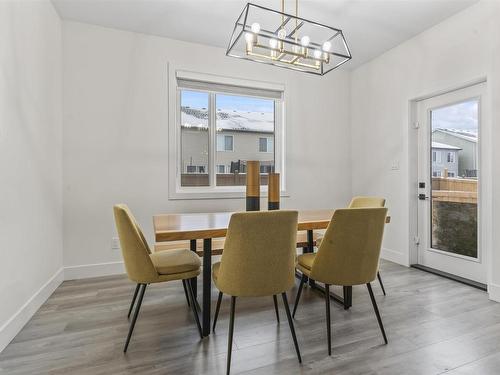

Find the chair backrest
[[217, 210, 298, 297], [311, 208, 387, 286], [349, 196, 386, 208], [113, 204, 158, 283]]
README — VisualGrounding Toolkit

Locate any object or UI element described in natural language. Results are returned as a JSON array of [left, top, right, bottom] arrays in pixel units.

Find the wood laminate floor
[[1, 261, 500, 374]]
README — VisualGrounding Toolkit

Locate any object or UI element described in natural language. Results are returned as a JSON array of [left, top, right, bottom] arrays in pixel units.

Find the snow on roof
[[433, 128, 477, 143], [432, 141, 461, 150], [181, 106, 273, 133]]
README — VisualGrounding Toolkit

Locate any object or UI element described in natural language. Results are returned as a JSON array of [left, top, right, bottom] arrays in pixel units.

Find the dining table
[[153, 209, 390, 337]]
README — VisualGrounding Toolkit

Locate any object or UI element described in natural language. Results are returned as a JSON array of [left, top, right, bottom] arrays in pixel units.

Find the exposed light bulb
[[269, 38, 278, 49], [300, 35, 310, 47], [322, 41, 332, 51], [251, 22, 261, 33], [245, 32, 254, 43], [277, 28, 287, 40], [313, 49, 322, 59]]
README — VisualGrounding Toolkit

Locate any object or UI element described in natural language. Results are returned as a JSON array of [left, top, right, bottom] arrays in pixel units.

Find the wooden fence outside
[[181, 173, 269, 187], [431, 177, 477, 204]]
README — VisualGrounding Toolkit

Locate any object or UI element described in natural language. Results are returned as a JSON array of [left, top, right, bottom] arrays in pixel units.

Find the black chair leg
[[213, 291, 223, 332], [227, 296, 236, 375], [281, 292, 302, 363], [187, 279, 203, 339], [325, 284, 332, 355], [292, 273, 307, 318], [273, 295, 280, 323], [377, 271, 386, 296], [127, 284, 140, 319], [182, 280, 191, 307], [124, 283, 146, 352], [367, 283, 388, 344]]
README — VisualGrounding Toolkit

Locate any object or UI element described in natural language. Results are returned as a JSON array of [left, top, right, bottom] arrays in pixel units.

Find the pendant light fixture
[[226, 1, 352, 75]]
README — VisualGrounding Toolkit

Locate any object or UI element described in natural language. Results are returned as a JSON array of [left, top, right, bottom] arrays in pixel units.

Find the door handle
[[418, 193, 429, 200]]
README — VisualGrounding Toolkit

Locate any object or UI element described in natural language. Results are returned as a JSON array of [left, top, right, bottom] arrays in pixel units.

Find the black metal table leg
[[343, 286, 352, 310], [190, 239, 197, 299], [295, 229, 353, 310], [306, 230, 316, 287], [202, 238, 212, 337]]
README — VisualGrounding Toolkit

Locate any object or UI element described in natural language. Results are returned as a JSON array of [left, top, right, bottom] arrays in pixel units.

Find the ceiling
[[52, 0, 478, 69]]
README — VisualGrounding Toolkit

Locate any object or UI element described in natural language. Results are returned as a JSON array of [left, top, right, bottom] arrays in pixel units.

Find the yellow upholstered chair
[[348, 196, 386, 208], [316, 196, 387, 295], [113, 204, 202, 352], [294, 208, 388, 355], [211, 211, 301, 375]]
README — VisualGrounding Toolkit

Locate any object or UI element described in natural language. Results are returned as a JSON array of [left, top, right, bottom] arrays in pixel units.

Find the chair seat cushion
[[150, 249, 201, 275], [297, 253, 316, 270]]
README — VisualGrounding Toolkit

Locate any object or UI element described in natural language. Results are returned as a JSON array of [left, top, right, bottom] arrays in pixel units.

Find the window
[[432, 150, 441, 163], [448, 171, 455, 177], [260, 164, 273, 173], [447, 152, 455, 163], [217, 135, 234, 152], [259, 137, 274, 153], [433, 170, 442, 177], [173, 73, 284, 197]]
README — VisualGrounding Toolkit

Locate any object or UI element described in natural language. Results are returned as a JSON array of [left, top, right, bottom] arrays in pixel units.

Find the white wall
[[62, 21, 352, 276], [350, 1, 500, 296], [0, 0, 63, 351]]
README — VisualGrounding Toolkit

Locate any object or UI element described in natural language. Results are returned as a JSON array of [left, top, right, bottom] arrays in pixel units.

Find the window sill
[[168, 187, 289, 201]]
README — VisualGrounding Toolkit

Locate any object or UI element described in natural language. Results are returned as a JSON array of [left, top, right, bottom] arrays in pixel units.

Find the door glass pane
[[430, 99, 478, 257], [215, 94, 275, 186], [180, 90, 209, 186]]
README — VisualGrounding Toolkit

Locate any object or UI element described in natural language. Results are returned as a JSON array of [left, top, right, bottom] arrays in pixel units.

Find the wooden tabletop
[[154, 209, 390, 242]]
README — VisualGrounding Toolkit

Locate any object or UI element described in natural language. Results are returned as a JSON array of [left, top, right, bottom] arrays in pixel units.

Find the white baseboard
[[64, 261, 125, 280], [488, 283, 500, 302], [0, 268, 64, 353], [381, 247, 408, 266]]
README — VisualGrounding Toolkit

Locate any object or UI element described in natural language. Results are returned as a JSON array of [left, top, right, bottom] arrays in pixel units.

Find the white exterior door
[[416, 83, 486, 283]]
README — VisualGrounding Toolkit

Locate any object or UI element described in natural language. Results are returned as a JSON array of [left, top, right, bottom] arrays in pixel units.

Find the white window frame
[[259, 137, 274, 153], [447, 151, 455, 163], [217, 164, 226, 174], [432, 150, 442, 163], [168, 68, 286, 200], [217, 134, 234, 152]]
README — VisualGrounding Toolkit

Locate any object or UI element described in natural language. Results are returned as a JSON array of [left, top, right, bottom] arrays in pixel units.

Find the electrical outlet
[[111, 237, 121, 251]]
